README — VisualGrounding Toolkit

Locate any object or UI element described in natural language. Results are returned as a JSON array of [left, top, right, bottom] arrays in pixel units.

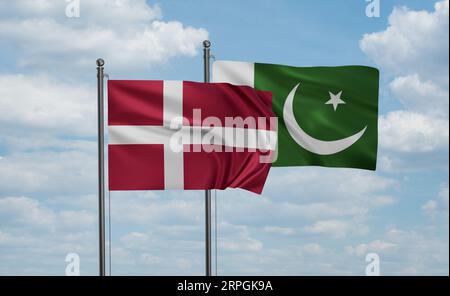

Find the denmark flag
[[108, 80, 277, 194]]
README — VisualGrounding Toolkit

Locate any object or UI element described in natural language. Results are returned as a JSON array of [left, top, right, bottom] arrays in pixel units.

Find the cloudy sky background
[[0, 0, 448, 275]]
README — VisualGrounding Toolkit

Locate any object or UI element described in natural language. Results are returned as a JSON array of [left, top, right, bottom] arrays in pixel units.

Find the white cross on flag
[[107, 80, 277, 194]]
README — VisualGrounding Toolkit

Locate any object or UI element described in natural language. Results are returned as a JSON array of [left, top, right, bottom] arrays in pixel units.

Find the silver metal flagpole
[[203, 40, 212, 277], [96, 58, 106, 276]]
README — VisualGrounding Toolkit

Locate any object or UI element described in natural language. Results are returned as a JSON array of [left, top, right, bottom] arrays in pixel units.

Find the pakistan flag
[[213, 61, 379, 170]]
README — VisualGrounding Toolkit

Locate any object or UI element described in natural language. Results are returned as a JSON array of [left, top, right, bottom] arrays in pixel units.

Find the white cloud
[[0, 195, 108, 272], [422, 184, 449, 216], [383, 228, 449, 275], [346, 240, 397, 257], [110, 191, 203, 226], [422, 200, 438, 212], [0, 0, 162, 25], [202, 161, 443, 275], [0, 74, 95, 135], [207, 169, 396, 242], [59, 210, 96, 228], [221, 238, 263, 252], [303, 219, 368, 238], [0, 196, 96, 229], [0, 196, 55, 227], [301, 243, 325, 256], [267, 168, 395, 202], [0, 0, 208, 74], [218, 222, 263, 252], [120, 232, 151, 249], [115, 228, 205, 275], [0, 148, 96, 195], [344, 227, 448, 275], [263, 226, 295, 236], [389, 74, 448, 116], [0, 76, 97, 196], [0, 195, 99, 275], [379, 111, 449, 153], [360, 0, 449, 79], [140, 253, 163, 265], [369, 195, 396, 208], [361, 0, 449, 160]]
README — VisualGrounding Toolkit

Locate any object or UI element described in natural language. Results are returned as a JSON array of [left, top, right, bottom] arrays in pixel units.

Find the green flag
[[213, 61, 379, 170]]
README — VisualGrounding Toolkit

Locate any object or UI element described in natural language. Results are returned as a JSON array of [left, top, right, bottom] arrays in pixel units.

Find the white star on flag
[[325, 91, 346, 111]]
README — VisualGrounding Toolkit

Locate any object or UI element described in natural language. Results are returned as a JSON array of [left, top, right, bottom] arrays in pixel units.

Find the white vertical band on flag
[[212, 61, 255, 87], [163, 81, 184, 189]]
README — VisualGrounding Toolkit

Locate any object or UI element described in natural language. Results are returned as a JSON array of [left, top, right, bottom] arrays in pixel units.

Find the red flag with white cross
[[107, 80, 277, 194]]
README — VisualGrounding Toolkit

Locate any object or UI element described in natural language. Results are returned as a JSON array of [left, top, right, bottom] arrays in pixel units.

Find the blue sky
[[0, 0, 448, 275]]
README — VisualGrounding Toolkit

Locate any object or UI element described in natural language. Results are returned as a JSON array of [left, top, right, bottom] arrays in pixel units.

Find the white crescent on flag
[[283, 83, 367, 155]]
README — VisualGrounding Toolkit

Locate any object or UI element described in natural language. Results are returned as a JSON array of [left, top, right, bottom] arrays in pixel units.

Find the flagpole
[[96, 58, 106, 277], [203, 40, 212, 277]]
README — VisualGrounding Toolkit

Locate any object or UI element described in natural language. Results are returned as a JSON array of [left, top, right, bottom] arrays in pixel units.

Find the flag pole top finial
[[203, 40, 211, 48], [96, 58, 105, 67]]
